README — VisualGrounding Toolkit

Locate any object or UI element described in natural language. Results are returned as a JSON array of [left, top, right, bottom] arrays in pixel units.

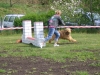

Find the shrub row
[[14, 10, 55, 27], [72, 28, 100, 33]]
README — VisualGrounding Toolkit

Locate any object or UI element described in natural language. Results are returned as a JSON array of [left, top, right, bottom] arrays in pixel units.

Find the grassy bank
[[0, 2, 50, 17], [0, 32, 100, 62]]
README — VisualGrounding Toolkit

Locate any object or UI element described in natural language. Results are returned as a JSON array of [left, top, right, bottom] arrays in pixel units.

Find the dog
[[49, 28, 76, 43], [16, 39, 22, 43]]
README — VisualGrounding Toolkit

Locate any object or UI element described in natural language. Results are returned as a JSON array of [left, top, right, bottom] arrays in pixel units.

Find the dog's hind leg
[[49, 39, 52, 43]]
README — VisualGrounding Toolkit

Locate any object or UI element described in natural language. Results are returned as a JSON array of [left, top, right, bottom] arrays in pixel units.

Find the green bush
[[72, 28, 100, 33], [14, 10, 55, 27], [14, 17, 22, 27]]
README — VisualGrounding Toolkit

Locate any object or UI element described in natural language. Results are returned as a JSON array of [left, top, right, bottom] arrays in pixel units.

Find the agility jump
[[22, 20, 45, 48]]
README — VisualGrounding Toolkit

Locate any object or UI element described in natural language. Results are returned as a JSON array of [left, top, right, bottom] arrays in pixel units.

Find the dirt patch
[[0, 57, 100, 75]]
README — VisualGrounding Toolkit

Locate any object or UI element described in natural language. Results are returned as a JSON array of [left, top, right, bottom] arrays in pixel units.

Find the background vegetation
[[0, 0, 100, 17], [0, 0, 100, 33]]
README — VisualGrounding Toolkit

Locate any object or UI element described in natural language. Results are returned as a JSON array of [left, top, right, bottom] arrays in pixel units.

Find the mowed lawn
[[0, 32, 100, 62], [0, 32, 100, 75]]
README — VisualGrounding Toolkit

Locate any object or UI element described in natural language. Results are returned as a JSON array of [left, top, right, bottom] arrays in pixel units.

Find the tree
[[50, 0, 81, 20], [9, 0, 13, 7], [81, 0, 100, 25], [81, 0, 100, 13], [9, 0, 20, 7]]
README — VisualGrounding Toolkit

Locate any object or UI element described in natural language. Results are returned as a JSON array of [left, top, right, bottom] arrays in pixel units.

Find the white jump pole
[[22, 20, 45, 48], [32, 22, 45, 48], [22, 20, 32, 44]]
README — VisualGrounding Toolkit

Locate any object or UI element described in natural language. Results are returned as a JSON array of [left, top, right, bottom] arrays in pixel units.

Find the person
[[43, 10, 65, 47]]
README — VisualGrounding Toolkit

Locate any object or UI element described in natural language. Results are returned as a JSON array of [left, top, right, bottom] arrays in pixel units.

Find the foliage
[[14, 10, 55, 27], [0, 0, 100, 16], [0, 69, 6, 73], [51, 0, 100, 23], [81, 0, 100, 13], [77, 28, 100, 33], [0, 0, 53, 7], [51, 0, 82, 19]]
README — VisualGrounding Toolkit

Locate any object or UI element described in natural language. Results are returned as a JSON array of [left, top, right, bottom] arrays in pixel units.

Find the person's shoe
[[40, 42, 46, 48], [40, 43, 43, 48], [43, 42, 46, 47], [54, 44, 59, 47]]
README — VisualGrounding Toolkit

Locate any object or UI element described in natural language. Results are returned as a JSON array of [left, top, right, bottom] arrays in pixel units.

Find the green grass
[[0, 32, 100, 62], [73, 71, 89, 75], [0, 69, 6, 73]]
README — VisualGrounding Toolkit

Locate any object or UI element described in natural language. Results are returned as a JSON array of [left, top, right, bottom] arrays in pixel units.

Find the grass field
[[0, 31, 100, 75], [0, 32, 100, 61]]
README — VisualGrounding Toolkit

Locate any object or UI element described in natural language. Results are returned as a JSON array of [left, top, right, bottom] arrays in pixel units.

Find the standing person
[[43, 10, 65, 47]]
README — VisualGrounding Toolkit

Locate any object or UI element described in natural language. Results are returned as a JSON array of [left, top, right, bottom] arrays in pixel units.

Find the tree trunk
[[10, 0, 12, 7]]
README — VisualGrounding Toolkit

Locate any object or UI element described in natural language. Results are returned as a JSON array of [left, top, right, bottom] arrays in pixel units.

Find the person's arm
[[58, 17, 65, 26]]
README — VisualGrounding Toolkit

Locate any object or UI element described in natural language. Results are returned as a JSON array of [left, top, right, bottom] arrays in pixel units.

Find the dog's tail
[[16, 39, 22, 43]]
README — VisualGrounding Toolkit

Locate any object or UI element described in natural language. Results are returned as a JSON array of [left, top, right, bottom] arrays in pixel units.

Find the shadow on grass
[[49, 42, 79, 45], [19, 43, 40, 48], [59, 42, 78, 45]]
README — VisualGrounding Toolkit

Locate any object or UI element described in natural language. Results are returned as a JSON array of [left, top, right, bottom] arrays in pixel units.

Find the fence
[[0, 26, 100, 30]]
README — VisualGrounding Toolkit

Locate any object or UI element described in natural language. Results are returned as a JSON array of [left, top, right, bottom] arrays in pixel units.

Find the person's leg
[[41, 28, 55, 48], [44, 28, 55, 43], [54, 29, 60, 46]]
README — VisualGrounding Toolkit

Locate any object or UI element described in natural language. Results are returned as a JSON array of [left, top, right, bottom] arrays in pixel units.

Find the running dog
[[49, 28, 77, 43]]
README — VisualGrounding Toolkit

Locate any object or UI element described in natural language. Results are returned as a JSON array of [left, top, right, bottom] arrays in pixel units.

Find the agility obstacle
[[22, 20, 45, 48]]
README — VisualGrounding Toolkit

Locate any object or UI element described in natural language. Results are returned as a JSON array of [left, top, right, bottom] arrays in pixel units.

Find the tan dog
[[49, 28, 76, 43]]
